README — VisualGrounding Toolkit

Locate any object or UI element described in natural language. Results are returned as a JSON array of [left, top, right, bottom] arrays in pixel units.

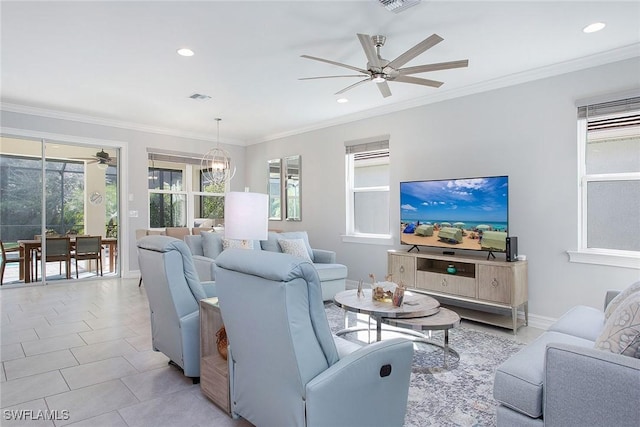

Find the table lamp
[[224, 191, 269, 249]]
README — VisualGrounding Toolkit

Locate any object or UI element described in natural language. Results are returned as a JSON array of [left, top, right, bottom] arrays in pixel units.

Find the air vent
[[378, 0, 421, 13], [189, 93, 212, 101]]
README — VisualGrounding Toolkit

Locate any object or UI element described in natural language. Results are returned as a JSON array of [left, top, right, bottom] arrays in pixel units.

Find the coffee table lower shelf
[[335, 307, 461, 368]]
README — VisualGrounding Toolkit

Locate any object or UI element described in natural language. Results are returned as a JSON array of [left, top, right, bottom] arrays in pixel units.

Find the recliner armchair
[[215, 248, 414, 427], [137, 235, 216, 381]]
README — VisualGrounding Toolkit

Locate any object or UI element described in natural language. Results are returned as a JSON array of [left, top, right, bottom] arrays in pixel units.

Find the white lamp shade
[[224, 192, 269, 241]]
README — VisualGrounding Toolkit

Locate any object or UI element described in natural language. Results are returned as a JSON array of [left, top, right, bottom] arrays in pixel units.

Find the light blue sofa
[[137, 235, 217, 381], [493, 285, 640, 426], [184, 231, 347, 301], [214, 248, 414, 427]]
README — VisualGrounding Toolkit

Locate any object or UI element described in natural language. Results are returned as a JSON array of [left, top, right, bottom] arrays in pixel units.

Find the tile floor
[[1, 277, 543, 426], [1, 277, 251, 427]]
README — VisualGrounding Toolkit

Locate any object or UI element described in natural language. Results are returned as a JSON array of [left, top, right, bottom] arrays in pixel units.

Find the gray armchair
[[215, 248, 413, 427], [137, 235, 216, 381]]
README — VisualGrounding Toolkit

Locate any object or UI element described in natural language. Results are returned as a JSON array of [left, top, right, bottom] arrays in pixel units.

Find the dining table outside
[[16, 237, 117, 283]]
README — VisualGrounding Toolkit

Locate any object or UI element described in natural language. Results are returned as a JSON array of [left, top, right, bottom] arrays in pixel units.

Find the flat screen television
[[400, 176, 509, 253]]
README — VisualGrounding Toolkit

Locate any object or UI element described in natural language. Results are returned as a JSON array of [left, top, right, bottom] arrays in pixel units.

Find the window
[[147, 153, 227, 229], [148, 167, 186, 228], [198, 170, 225, 224], [344, 138, 391, 243], [569, 96, 640, 268]]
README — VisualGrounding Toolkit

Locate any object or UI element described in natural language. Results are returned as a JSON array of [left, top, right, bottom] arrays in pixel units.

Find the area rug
[[324, 303, 525, 427]]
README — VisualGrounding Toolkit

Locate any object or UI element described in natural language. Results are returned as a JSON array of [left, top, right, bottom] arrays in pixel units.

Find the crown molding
[[0, 102, 247, 146], [249, 43, 640, 145], [2, 43, 638, 147]]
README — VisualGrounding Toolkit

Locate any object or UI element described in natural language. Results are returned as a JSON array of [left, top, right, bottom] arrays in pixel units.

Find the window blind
[[578, 96, 640, 132], [147, 152, 204, 166], [345, 140, 389, 155], [578, 97, 640, 119]]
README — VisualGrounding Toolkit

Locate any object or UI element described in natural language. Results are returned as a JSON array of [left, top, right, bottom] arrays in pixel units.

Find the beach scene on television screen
[[400, 177, 508, 251]]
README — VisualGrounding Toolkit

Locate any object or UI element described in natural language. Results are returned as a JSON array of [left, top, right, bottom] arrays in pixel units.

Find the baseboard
[[525, 314, 555, 331]]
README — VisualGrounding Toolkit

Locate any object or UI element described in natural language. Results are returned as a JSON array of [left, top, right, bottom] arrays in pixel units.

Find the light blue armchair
[[215, 248, 413, 427], [137, 235, 216, 382]]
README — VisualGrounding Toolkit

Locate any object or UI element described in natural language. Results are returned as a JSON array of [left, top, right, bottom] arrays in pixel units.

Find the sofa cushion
[[493, 331, 595, 419], [313, 263, 348, 282], [547, 305, 605, 342], [595, 292, 640, 358], [605, 281, 640, 319], [278, 238, 312, 262], [201, 231, 224, 259], [184, 234, 204, 256]]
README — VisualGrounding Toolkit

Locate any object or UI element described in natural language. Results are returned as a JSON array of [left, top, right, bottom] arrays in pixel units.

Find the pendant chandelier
[[200, 118, 236, 185]]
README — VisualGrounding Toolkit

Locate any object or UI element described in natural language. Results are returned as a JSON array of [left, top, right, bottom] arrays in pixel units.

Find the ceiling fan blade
[[398, 59, 469, 75], [377, 81, 392, 98], [387, 34, 444, 70], [394, 75, 444, 88], [357, 33, 382, 68], [335, 78, 372, 95], [299, 75, 369, 80], [300, 55, 368, 74]]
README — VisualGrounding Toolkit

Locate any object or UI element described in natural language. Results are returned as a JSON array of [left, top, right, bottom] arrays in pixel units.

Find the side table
[[200, 297, 231, 415]]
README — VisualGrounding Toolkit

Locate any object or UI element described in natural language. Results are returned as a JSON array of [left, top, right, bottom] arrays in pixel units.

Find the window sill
[[567, 249, 640, 269], [341, 234, 394, 246]]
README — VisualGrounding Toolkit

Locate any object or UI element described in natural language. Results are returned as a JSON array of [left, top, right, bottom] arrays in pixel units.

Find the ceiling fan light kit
[[300, 32, 469, 98], [74, 148, 116, 168]]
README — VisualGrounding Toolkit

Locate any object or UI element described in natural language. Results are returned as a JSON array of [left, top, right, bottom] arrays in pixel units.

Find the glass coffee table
[[334, 289, 461, 366]]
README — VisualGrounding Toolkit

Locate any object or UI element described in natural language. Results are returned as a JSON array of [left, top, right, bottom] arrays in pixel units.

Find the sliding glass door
[[0, 135, 120, 285]]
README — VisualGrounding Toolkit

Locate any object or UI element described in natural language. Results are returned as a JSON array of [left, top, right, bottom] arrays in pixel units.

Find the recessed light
[[583, 22, 606, 33], [337, 98, 349, 103], [177, 48, 195, 57]]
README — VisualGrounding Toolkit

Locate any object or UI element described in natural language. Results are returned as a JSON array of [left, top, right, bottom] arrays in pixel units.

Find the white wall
[[0, 112, 246, 275], [2, 58, 638, 323], [246, 57, 640, 324]]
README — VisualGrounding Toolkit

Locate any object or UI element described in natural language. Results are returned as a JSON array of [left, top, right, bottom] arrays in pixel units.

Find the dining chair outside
[[73, 236, 103, 278], [1, 240, 24, 285], [35, 237, 72, 281]]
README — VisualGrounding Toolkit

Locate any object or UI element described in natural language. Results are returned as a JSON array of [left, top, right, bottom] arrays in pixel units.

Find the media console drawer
[[416, 271, 476, 298], [388, 250, 528, 334]]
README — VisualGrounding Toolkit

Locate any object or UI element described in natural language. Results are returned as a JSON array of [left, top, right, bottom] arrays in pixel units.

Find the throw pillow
[[222, 238, 254, 250], [261, 231, 314, 261], [595, 292, 640, 358], [201, 231, 223, 259], [278, 238, 312, 262], [279, 231, 314, 261], [605, 281, 640, 319]]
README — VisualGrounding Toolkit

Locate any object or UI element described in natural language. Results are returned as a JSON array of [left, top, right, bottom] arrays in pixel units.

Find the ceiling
[[1, 1, 639, 146]]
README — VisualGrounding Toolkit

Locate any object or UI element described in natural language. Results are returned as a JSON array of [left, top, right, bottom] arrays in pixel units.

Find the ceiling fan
[[77, 149, 117, 168], [300, 33, 468, 98]]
